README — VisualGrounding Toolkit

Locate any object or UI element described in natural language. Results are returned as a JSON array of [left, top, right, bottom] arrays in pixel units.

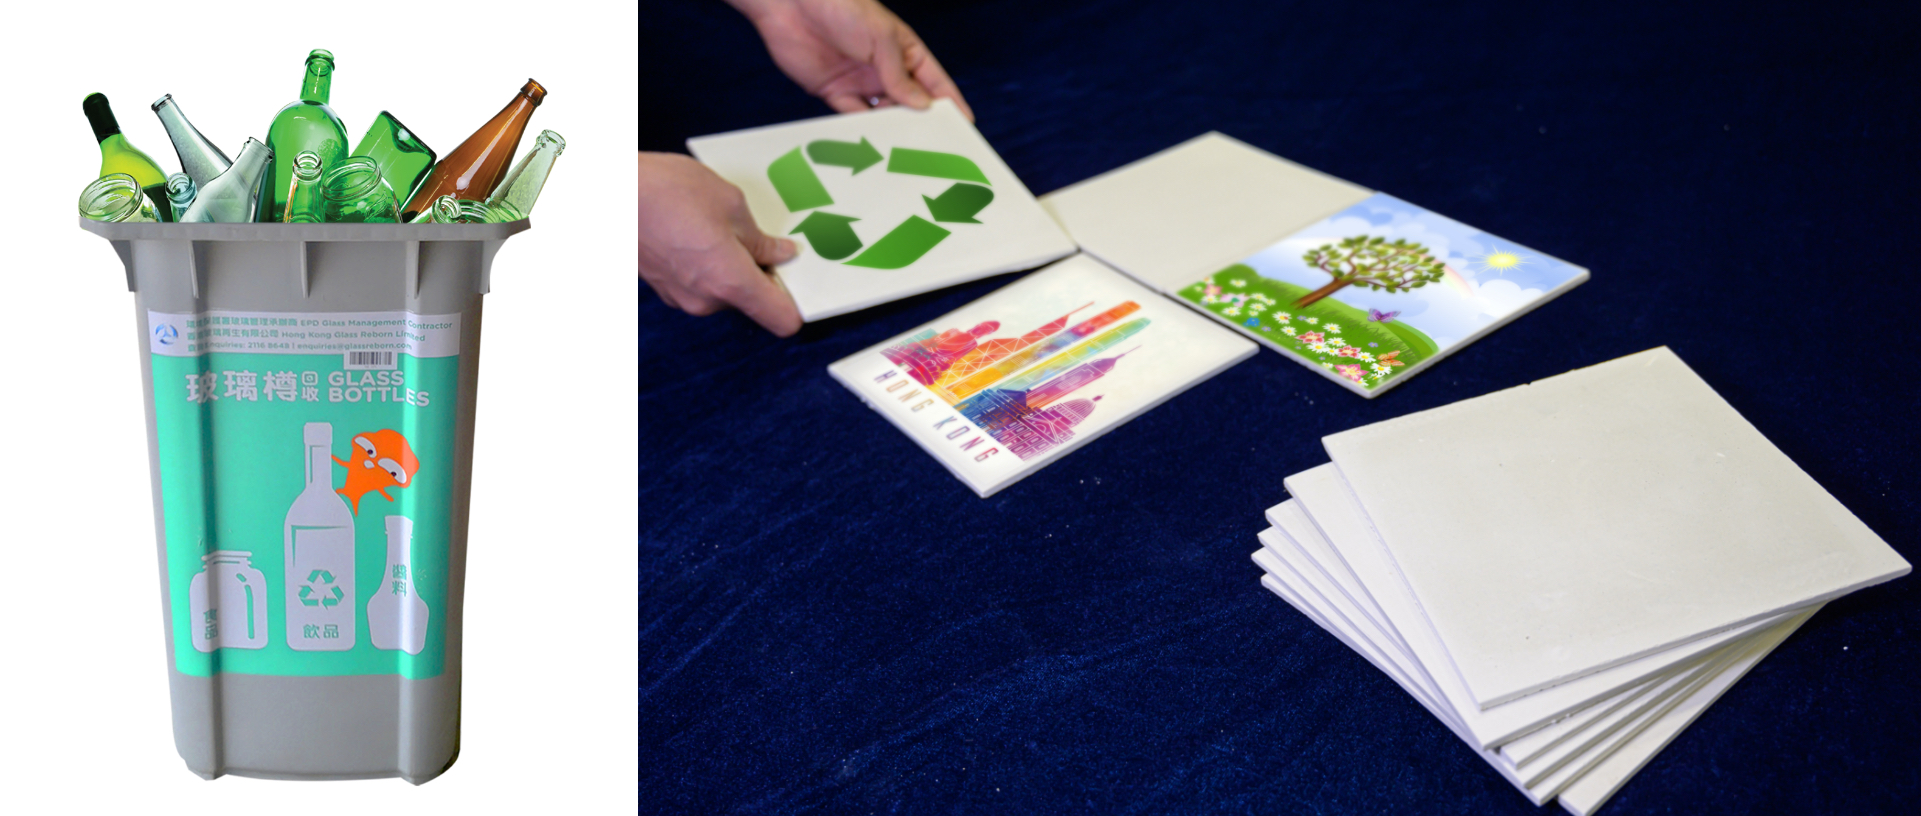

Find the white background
[[0, 1, 638, 810]]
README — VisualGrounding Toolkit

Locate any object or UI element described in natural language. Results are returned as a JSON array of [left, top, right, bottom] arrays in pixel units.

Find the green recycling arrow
[[887, 148, 991, 185], [807, 138, 882, 174], [767, 147, 832, 212], [923, 183, 994, 223], [790, 211, 863, 260], [308, 569, 333, 584], [846, 216, 950, 269]]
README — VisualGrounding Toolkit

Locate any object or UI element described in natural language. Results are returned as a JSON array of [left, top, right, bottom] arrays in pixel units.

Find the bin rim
[[78, 216, 531, 242]]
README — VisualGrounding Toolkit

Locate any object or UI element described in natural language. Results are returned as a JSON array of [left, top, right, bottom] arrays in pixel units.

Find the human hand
[[638, 151, 803, 337], [727, 0, 974, 121]]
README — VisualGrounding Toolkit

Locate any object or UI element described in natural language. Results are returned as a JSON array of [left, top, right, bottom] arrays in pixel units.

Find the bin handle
[[111, 241, 136, 292]]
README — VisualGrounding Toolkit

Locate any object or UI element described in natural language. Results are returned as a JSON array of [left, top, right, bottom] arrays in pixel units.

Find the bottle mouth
[[322, 157, 385, 201], [166, 173, 195, 203], [293, 151, 326, 182], [521, 79, 547, 105], [536, 129, 567, 154], [150, 94, 174, 112], [79, 174, 144, 221], [306, 48, 336, 73]]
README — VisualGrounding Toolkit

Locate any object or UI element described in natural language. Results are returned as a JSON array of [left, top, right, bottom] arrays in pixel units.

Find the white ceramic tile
[[688, 99, 1076, 321], [1322, 347, 1910, 706], [827, 254, 1254, 497], [1038, 133, 1372, 293], [1255, 558, 1747, 808], [1281, 464, 1790, 747], [1556, 606, 1818, 816]]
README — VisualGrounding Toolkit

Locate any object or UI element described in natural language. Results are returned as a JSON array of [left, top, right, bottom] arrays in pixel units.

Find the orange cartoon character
[[332, 429, 419, 513]]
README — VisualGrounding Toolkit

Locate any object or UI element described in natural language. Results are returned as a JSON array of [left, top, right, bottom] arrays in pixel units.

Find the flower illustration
[[1282, 326, 1297, 336], [1300, 332, 1324, 343], [1244, 317, 1260, 327], [1334, 364, 1367, 383], [1203, 284, 1221, 297], [1230, 279, 1246, 288], [1324, 323, 1342, 333], [1337, 346, 1362, 358], [1223, 307, 1241, 316], [1304, 317, 1319, 324]]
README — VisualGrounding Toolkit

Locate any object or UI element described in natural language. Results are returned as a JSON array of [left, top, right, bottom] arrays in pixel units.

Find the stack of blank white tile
[[1252, 347, 1908, 813]]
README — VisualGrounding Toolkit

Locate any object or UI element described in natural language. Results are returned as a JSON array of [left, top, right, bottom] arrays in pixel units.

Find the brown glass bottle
[[400, 79, 546, 221]]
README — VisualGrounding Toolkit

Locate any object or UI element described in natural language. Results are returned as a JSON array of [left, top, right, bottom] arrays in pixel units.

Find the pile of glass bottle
[[80, 48, 563, 225]]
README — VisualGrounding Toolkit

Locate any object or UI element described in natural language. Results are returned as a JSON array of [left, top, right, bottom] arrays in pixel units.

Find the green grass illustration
[[1178, 264, 1439, 389]]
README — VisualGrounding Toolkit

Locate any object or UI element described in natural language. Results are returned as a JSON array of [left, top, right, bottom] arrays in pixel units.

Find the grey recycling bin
[[83, 218, 527, 783]]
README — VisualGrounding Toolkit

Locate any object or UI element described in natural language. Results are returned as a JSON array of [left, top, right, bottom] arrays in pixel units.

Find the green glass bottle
[[351, 111, 436, 209], [79, 174, 157, 223], [284, 152, 326, 223], [165, 173, 196, 220], [484, 129, 564, 221], [260, 49, 350, 222], [320, 157, 399, 223], [83, 93, 173, 222]]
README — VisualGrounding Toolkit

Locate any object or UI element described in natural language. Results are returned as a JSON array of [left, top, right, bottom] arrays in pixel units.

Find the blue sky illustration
[[1236, 193, 1585, 349]]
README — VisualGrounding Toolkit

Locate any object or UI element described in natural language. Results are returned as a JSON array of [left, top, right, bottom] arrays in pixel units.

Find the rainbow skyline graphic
[[879, 300, 1150, 460]]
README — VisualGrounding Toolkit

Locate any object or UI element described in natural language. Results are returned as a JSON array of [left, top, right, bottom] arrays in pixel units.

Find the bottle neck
[[83, 94, 121, 143], [300, 64, 332, 104], [308, 443, 332, 489], [386, 534, 412, 565]]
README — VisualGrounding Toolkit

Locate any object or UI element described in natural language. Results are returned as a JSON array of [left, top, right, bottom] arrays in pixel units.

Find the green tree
[[1295, 236, 1446, 308]]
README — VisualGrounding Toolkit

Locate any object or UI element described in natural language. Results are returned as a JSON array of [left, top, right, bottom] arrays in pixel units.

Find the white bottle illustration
[[285, 422, 356, 651], [187, 550, 269, 652], [368, 515, 429, 655]]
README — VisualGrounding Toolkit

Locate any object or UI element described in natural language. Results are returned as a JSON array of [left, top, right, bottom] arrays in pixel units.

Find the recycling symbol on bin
[[298, 569, 345, 607], [766, 138, 993, 268]]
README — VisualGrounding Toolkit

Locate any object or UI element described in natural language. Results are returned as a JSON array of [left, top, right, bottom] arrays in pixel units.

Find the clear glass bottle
[[283, 152, 326, 223], [178, 138, 272, 223], [351, 111, 436, 210], [260, 49, 350, 222], [484, 129, 564, 221], [83, 93, 173, 222], [320, 156, 399, 223], [78, 174, 156, 223], [151, 94, 232, 189], [187, 551, 270, 652], [435, 194, 492, 223], [285, 422, 356, 651], [165, 173, 196, 219], [401, 79, 546, 221], [368, 516, 429, 655]]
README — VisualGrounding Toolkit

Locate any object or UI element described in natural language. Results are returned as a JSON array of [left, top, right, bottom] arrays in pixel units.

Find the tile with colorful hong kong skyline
[[830, 254, 1256, 497]]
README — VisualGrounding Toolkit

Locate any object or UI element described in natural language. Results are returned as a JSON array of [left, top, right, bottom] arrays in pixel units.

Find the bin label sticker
[[149, 309, 457, 679]]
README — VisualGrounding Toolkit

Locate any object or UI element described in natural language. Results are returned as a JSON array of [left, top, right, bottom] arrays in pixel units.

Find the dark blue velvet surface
[[640, 2, 1920, 812]]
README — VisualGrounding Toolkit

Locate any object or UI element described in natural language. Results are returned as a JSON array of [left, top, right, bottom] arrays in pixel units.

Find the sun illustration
[[1472, 248, 1527, 277]]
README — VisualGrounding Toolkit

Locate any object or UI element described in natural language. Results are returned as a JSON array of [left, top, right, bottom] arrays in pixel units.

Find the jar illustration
[[285, 422, 356, 651], [368, 516, 429, 655], [187, 551, 269, 652]]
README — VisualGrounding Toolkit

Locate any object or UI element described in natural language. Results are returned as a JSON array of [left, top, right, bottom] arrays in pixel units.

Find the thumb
[[727, 199, 798, 267]]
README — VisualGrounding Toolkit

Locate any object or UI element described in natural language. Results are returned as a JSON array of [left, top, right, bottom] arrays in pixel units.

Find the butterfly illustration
[[1376, 350, 1405, 366], [1368, 309, 1400, 323]]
